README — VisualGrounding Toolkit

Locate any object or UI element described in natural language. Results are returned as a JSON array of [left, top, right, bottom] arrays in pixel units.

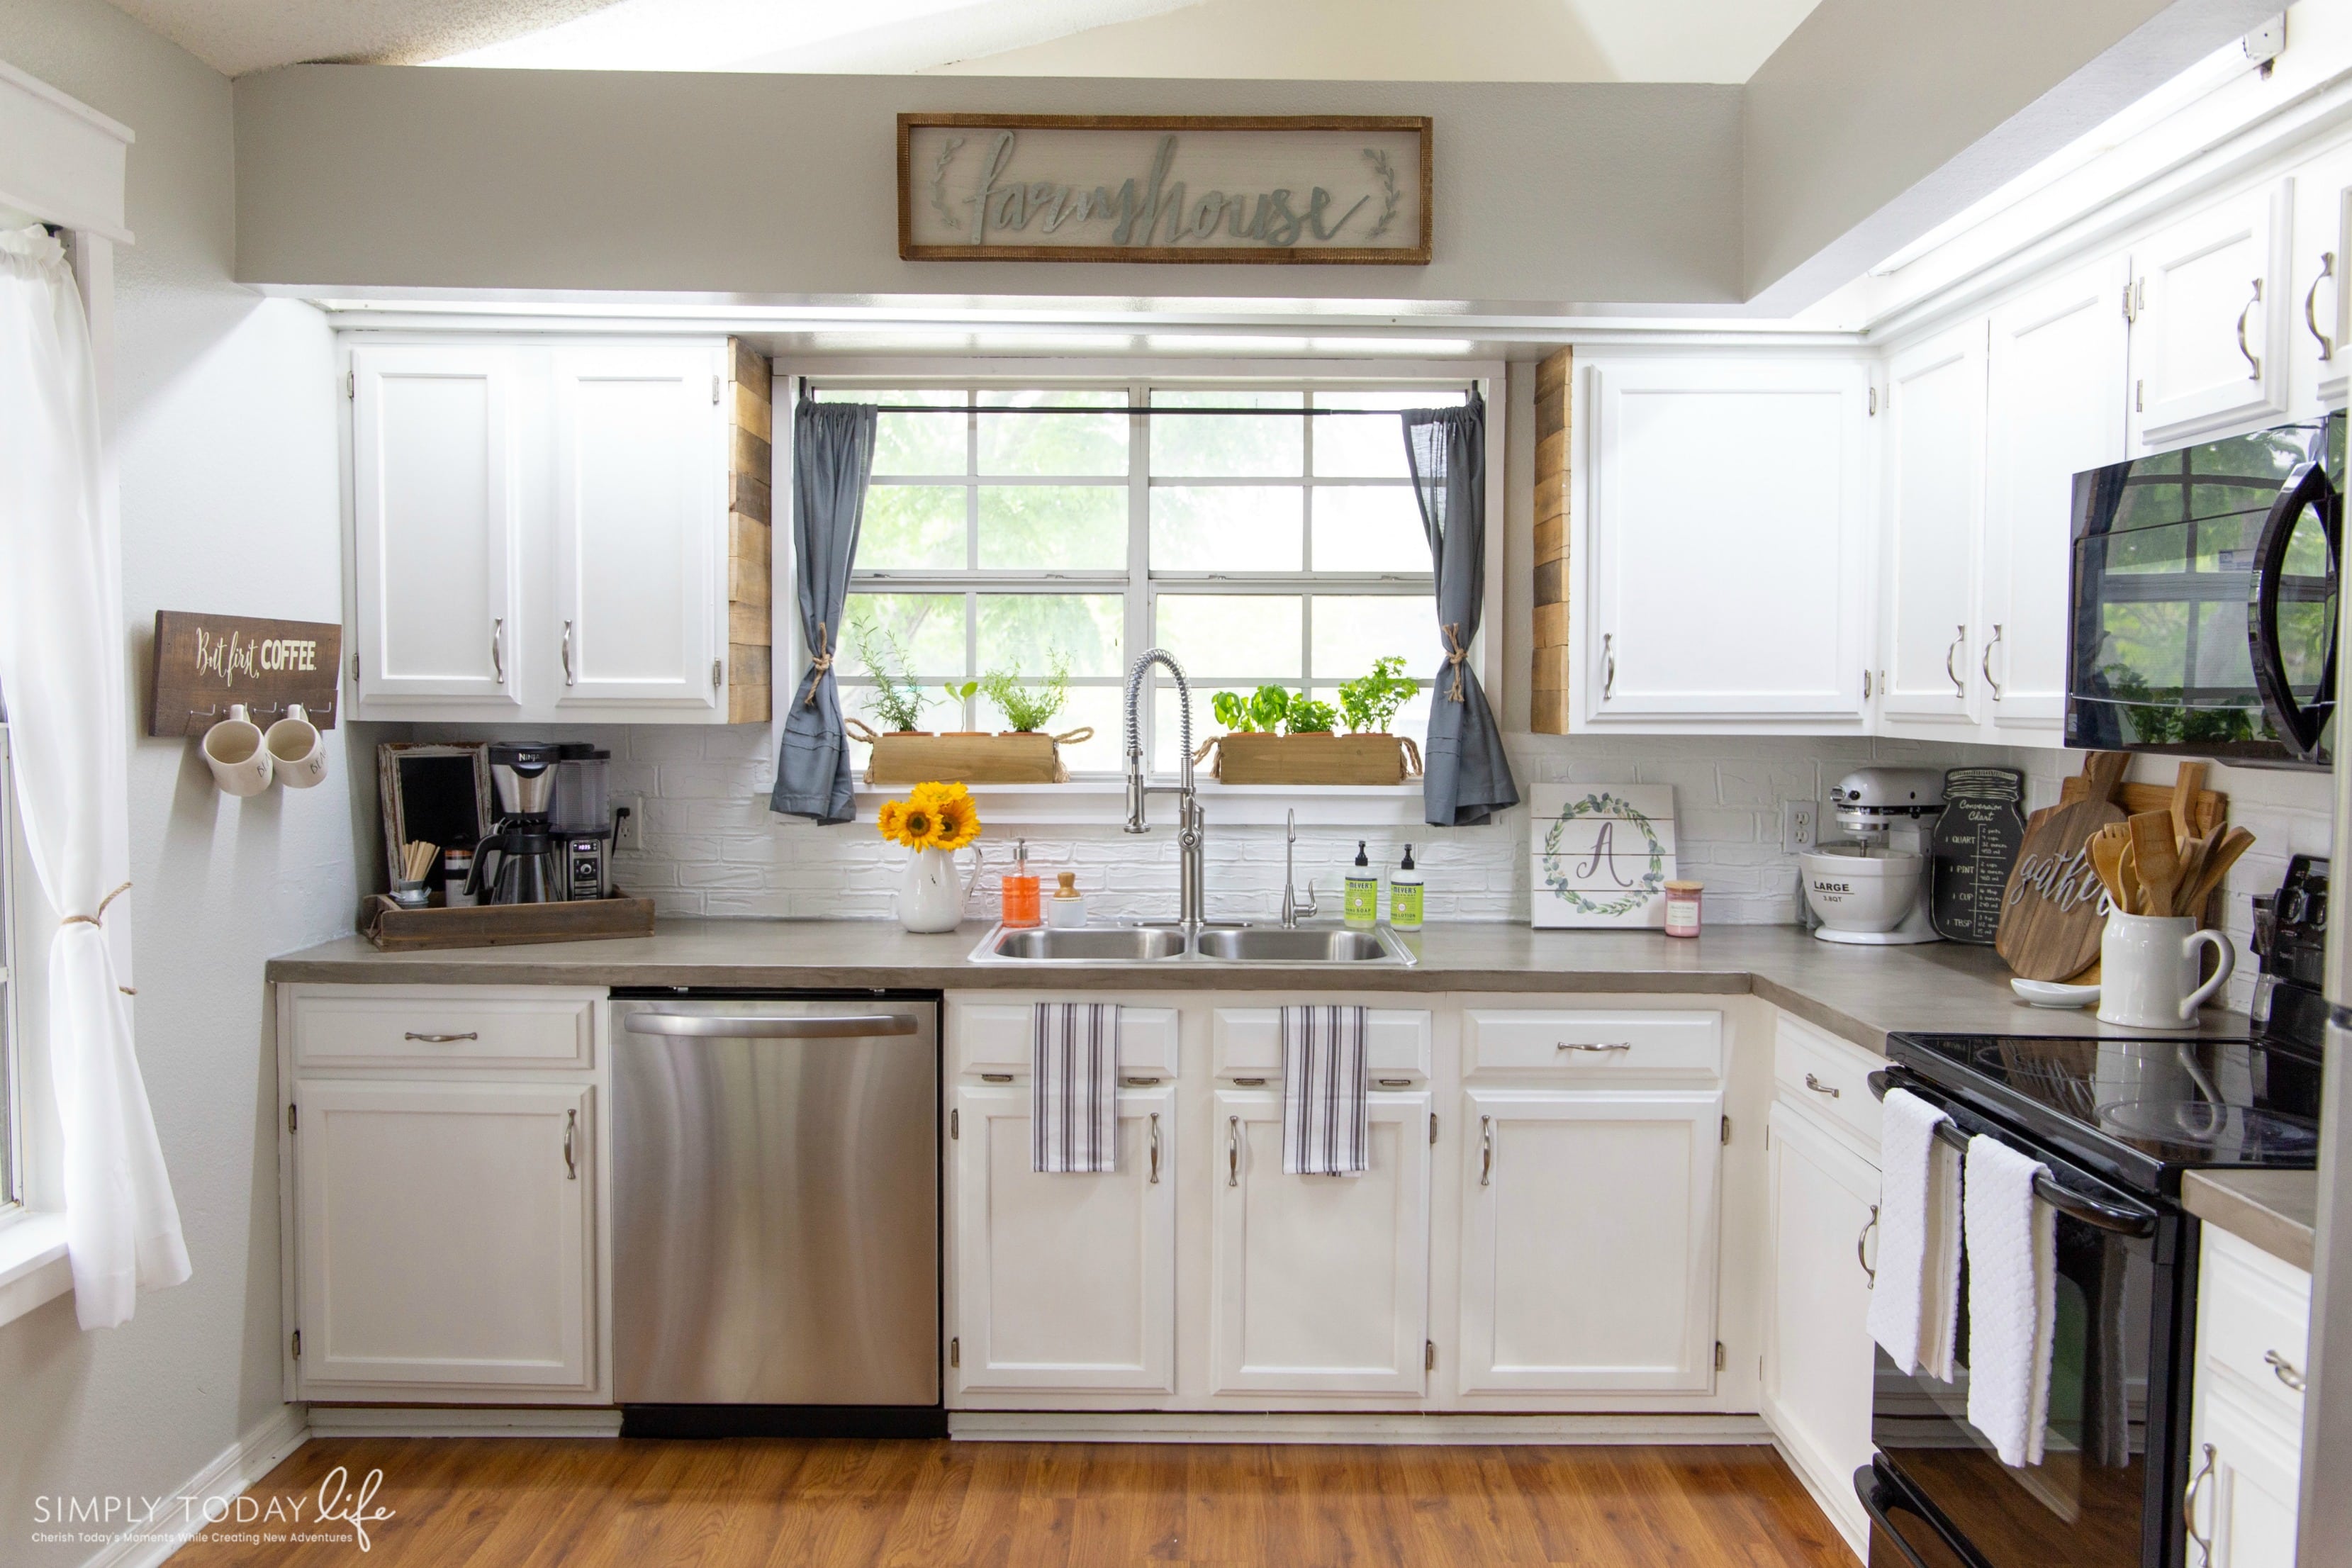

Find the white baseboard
[[948, 1410, 1774, 1445], [1766, 1435, 1869, 1564], [305, 1405, 623, 1438], [75, 1404, 310, 1568]]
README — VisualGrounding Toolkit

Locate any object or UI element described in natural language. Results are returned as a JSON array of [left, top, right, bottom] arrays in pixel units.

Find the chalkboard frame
[[376, 742, 493, 894]]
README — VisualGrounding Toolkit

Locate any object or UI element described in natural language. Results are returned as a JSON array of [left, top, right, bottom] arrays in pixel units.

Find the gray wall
[[0, 1, 360, 1557]]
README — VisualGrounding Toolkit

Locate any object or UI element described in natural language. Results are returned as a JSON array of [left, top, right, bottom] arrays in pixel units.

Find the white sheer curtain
[[0, 225, 187, 1328]]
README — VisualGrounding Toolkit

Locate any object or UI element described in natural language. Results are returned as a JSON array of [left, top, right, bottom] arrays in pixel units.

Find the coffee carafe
[[468, 741, 566, 905]]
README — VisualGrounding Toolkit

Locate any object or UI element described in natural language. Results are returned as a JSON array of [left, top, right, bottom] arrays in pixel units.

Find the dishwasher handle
[[623, 1012, 920, 1039]]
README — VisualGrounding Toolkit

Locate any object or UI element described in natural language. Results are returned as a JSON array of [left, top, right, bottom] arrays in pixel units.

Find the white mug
[[2097, 914, 2236, 1030], [264, 704, 327, 789], [201, 704, 272, 796]]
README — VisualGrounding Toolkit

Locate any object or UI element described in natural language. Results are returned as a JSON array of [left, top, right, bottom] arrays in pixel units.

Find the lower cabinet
[[950, 1083, 1177, 1396], [1211, 1090, 1431, 1396], [2188, 1228, 2312, 1568], [294, 1079, 595, 1392], [1457, 1087, 1723, 1394]]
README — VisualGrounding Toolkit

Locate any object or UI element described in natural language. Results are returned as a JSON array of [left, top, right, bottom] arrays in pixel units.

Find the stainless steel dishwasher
[[610, 991, 941, 1437]]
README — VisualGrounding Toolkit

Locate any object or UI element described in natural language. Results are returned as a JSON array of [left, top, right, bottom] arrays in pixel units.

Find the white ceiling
[[109, 0, 1823, 81]]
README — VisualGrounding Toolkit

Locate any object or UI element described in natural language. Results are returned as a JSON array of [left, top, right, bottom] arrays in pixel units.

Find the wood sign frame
[[897, 113, 1433, 264], [147, 611, 340, 737]]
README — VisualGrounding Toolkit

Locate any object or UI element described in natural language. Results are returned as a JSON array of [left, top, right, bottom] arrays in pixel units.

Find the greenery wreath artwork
[[1540, 790, 1669, 917]]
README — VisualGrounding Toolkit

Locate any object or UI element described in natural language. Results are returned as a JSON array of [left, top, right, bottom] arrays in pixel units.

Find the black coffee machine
[[2251, 853, 2331, 1055], [467, 741, 564, 905]]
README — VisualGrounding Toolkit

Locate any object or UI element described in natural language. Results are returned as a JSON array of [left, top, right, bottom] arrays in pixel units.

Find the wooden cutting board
[[1995, 751, 2129, 981]]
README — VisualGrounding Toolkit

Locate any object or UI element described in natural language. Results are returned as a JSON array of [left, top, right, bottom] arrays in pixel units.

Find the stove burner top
[[2093, 1099, 2320, 1158]]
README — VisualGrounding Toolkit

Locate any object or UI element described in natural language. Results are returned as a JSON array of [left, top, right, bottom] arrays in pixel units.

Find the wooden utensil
[[1996, 751, 2131, 980], [2169, 761, 2208, 845], [2178, 827, 2257, 916], [2090, 831, 2129, 912], [2127, 810, 2182, 917], [2119, 841, 2144, 917]]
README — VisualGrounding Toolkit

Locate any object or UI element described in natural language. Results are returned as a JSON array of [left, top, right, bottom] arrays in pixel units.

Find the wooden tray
[[1200, 732, 1424, 786], [361, 892, 656, 951]]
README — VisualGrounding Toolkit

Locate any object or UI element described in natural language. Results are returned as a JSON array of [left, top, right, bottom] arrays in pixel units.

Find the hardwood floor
[[165, 1438, 1852, 1567]]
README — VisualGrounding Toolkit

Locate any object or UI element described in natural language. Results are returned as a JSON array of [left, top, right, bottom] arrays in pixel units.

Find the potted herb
[[1201, 663, 1424, 785], [848, 649, 1090, 785]]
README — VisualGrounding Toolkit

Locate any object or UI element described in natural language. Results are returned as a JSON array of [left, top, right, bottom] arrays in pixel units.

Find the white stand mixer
[[1801, 768, 1946, 946]]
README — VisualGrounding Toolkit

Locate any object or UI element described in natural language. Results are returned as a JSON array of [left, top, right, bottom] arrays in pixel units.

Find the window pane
[[1312, 388, 1467, 478], [1151, 486, 1304, 571], [978, 389, 1129, 476], [1150, 389, 1303, 476], [1155, 594, 1302, 680], [859, 485, 965, 570], [1311, 595, 1438, 682], [1310, 683, 1433, 741], [983, 685, 1124, 775], [868, 389, 968, 476], [979, 486, 1127, 571], [846, 592, 965, 677], [978, 594, 1124, 678], [1312, 486, 1430, 573]]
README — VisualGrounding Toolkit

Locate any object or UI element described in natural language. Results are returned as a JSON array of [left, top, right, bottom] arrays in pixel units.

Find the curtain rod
[[808, 403, 1469, 416]]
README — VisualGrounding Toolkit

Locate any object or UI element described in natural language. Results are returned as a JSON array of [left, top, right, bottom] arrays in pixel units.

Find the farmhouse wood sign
[[147, 611, 340, 737], [897, 114, 1432, 264]]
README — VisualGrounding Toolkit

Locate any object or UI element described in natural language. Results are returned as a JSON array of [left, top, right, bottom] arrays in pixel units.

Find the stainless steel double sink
[[970, 922, 1416, 966]]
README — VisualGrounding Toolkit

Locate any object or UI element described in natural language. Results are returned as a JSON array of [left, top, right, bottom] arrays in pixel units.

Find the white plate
[[2011, 978, 2100, 1009]]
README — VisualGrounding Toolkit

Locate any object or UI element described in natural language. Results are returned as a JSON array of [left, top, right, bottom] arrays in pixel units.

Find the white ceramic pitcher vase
[[2096, 914, 2235, 1030]]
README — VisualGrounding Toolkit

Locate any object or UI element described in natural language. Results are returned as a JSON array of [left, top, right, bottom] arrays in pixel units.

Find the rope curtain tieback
[[61, 881, 137, 995], [804, 620, 835, 707], [1440, 623, 1470, 702]]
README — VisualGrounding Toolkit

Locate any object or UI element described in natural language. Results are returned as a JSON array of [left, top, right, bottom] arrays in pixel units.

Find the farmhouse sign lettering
[[148, 611, 341, 737], [897, 114, 1431, 264]]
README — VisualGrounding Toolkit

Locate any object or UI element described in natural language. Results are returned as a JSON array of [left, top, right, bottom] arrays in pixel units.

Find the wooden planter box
[[361, 891, 656, 951], [851, 722, 1092, 785], [1202, 732, 1423, 786]]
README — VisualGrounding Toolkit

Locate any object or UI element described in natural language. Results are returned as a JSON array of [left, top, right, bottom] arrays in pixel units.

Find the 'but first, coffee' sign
[[147, 611, 340, 737]]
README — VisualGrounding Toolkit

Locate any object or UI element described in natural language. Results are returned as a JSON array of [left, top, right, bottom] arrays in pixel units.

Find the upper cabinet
[[1877, 323, 1988, 731], [1581, 357, 1873, 731], [2132, 181, 2293, 447], [2288, 144, 2352, 417], [346, 337, 771, 725]]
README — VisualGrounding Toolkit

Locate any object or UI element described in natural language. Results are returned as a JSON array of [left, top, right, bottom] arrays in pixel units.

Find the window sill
[[0, 1209, 71, 1328], [830, 780, 1431, 827]]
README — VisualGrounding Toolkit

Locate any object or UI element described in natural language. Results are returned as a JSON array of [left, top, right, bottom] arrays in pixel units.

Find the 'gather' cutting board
[[1995, 751, 2128, 981]]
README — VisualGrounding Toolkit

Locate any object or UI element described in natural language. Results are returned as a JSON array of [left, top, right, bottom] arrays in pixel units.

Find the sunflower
[[878, 780, 980, 850], [927, 792, 979, 851], [875, 799, 909, 844]]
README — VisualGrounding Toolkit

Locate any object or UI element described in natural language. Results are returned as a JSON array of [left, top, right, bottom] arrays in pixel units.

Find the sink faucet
[[1123, 648, 1205, 937], [1280, 809, 1319, 927]]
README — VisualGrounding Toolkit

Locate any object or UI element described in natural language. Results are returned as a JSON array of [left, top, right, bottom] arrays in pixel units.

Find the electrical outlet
[[1781, 799, 1818, 855], [615, 795, 644, 853]]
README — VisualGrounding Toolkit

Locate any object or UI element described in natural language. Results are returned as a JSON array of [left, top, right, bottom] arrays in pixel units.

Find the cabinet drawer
[[951, 1003, 1180, 1082], [286, 985, 601, 1071], [2200, 1228, 2313, 1422], [1463, 1009, 1720, 1080], [1774, 1014, 1883, 1151], [1212, 1008, 1431, 1083]]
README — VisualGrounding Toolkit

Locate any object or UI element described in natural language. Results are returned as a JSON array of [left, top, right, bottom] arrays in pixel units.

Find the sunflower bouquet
[[877, 780, 982, 853]]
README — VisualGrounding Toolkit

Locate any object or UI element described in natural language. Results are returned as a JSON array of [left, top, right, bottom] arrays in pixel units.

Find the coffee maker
[[467, 741, 564, 905], [550, 744, 615, 902]]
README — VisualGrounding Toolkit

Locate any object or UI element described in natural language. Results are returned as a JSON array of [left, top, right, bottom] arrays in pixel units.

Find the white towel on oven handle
[[1964, 1133, 2059, 1467], [1866, 1086, 1962, 1380]]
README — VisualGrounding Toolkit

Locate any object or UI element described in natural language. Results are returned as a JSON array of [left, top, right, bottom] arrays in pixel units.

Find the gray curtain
[[770, 398, 878, 824], [1404, 393, 1520, 827]]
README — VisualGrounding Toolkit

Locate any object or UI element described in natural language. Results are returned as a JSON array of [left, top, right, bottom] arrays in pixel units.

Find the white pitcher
[[2097, 914, 2235, 1030]]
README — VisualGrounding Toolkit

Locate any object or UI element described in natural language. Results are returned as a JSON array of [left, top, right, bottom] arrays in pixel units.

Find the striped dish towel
[[1282, 1004, 1370, 1176], [1032, 1002, 1121, 1174]]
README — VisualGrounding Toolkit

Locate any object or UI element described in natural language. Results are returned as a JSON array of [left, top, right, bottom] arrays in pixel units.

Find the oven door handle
[[1854, 1465, 1993, 1568], [1869, 1068, 2161, 1238], [2248, 456, 2341, 763]]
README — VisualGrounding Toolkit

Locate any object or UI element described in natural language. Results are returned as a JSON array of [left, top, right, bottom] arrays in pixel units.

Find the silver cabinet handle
[[1479, 1115, 1494, 1186], [1859, 1204, 1879, 1284], [1981, 623, 2003, 699], [622, 1012, 919, 1038], [2308, 252, 2336, 362], [1377, 1077, 1413, 1088], [2265, 1348, 2307, 1391], [2238, 279, 2265, 381], [1149, 1113, 1162, 1185], [491, 617, 505, 685], [980, 1073, 1014, 1084], [1944, 625, 1966, 695], [1602, 633, 1616, 700], [1804, 1072, 1842, 1099], [403, 1031, 479, 1043], [1228, 1115, 1241, 1188], [561, 620, 576, 685], [1558, 1041, 1633, 1053], [2184, 1443, 2217, 1568], [563, 1108, 578, 1181], [1863, 668, 1873, 700]]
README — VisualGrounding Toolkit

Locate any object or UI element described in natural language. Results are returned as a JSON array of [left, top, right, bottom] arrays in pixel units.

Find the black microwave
[[2066, 413, 2343, 768]]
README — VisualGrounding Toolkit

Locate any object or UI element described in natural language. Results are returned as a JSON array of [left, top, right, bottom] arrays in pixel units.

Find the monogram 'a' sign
[[1530, 785, 1679, 930], [148, 611, 341, 736]]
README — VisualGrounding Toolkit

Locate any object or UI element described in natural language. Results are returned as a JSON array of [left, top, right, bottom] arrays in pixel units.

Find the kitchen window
[[807, 380, 1463, 777]]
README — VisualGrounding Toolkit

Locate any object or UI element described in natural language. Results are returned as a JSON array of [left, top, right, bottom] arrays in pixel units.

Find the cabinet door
[[295, 1080, 591, 1391], [1586, 358, 1871, 725], [2190, 1382, 2304, 1568], [1878, 323, 1988, 731], [951, 1085, 1175, 1396], [2135, 181, 2292, 445], [550, 345, 724, 710], [349, 345, 522, 710], [1763, 1103, 1879, 1554], [1457, 1088, 1722, 1393], [2287, 146, 2352, 416], [1210, 1090, 1430, 1395], [1983, 253, 2131, 737]]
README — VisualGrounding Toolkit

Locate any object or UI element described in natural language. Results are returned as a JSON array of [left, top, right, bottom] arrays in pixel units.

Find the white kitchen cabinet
[[1209, 1089, 1430, 1396], [2287, 145, 2352, 416], [2133, 181, 2293, 447], [1981, 253, 2132, 739], [2190, 1384, 2304, 1568], [293, 1079, 594, 1393], [1457, 1087, 1723, 1394], [349, 345, 523, 710], [950, 1084, 1177, 1396], [1762, 1102, 1878, 1557], [1582, 357, 1873, 729], [1878, 323, 1988, 732], [2188, 1227, 2311, 1568]]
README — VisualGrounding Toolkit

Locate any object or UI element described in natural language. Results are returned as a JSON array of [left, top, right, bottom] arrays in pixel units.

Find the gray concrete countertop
[[2183, 1170, 2319, 1272], [266, 919, 2252, 1059]]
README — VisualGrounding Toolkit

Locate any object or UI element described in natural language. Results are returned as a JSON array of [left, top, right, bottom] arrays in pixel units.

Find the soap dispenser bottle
[[1389, 844, 1423, 931], [1344, 841, 1379, 929]]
